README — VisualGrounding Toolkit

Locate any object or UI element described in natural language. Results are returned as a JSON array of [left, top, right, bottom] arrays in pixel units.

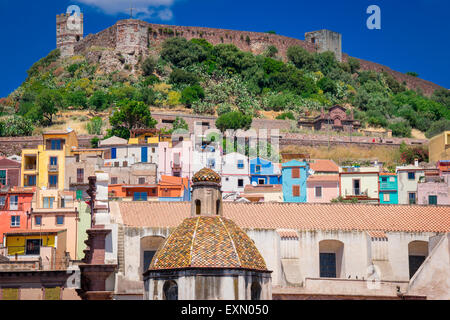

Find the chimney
[[414, 159, 419, 167]]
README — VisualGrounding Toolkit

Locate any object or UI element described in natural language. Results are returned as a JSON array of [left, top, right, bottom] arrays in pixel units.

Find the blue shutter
[[111, 148, 117, 159], [141, 147, 148, 163]]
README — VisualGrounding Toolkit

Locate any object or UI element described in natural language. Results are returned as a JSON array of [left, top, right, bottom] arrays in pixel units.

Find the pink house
[[417, 174, 450, 205], [158, 139, 193, 180], [307, 175, 340, 203]]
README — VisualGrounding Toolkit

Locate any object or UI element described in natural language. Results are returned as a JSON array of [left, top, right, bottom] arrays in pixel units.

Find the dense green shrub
[[287, 46, 314, 70], [161, 37, 207, 67], [142, 56, 157, 76], [388, 120, 412, 137], [169, 69, 199, 86], [425, 119, 450, 139], [216, 111, 253, 133], [181, 85, 205, 106], [0, 116, 34, 137], [276, 111, 296, 120], [88, 90, 111, 111]]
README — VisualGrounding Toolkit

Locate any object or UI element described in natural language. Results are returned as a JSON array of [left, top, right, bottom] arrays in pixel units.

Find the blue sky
[[0, 0, 448, 97]]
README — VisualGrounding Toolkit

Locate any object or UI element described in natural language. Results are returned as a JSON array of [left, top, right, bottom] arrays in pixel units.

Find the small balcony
[[48, 164, 59, 172]]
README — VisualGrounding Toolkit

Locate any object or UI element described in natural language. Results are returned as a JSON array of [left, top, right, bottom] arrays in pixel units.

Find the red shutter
[[293, 185, 300, 197]]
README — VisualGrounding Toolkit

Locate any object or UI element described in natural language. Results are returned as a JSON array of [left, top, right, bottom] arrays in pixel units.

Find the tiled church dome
[[149, 216, 268, 271], [192, 167, 222, 184]]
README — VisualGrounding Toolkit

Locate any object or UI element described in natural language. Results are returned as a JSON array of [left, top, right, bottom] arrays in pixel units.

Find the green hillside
[[0, 37, 449, 139]]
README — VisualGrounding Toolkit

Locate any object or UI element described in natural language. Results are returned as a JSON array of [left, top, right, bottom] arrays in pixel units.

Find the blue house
[[282, 160, 309, 203], [249, 158, 282, 185], [379, 173, 398, 204]]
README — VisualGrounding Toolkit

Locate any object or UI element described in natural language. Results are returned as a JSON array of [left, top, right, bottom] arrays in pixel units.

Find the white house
[[221, 152, 251, 200]]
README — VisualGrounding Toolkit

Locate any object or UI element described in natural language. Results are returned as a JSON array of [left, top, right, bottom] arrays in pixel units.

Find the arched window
[[251, 282, 261, 300], [195, 200, 201, 215], [216, 199, 221, 215], [163, 281, 178, 300], [408, 240, 428, 279]]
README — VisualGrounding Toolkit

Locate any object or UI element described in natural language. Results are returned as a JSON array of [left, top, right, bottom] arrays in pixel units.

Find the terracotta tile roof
[[118, 202, 450, 233], [307, 175, 339, 182], [380, 173, 396, 176], [4, 229, 66, 236], [150, 216, 267, 271], [277, 230, 299, 239], [310, 159, 339, 172], [367, 231, 388, 239]]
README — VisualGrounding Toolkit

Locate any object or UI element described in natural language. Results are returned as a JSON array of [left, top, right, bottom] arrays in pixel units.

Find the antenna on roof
[[127, 0, 136, 19]]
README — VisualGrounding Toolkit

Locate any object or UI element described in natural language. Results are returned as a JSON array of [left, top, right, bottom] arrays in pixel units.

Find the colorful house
[[21, 129, 79, 190], [428, 131, 450, 163], [158, 176, 191, 202], [339, 166, 381, 203], [307, 175, 340, 203], [0, 187, 34, 246], [158, 139, 193, 180], [108, 184, 159, 202], [239, 184, 283, 203], [249, 157, 282, 185], [101, 135, 159, 167], [379, 173, 399, 204], [0, 157, 21, 187], [417, 171, 450, 205], [221, 152, 250, 200], [282, 160, 309, 203], [396, 164, 436, 205], [30, 189, 79, 260]]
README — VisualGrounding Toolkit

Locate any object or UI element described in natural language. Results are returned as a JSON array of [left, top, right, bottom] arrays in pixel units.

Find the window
[[50, 140, 62, 150], [163, 281, 178, 301], [26, 175, 36, 187], [255, 165, 261, 173], [320, 253, 337, 278], [77, 168, 84, 183], [258, 178, 265, 185], [49, 175, 58, 188], [0, 170, 6, 185], [111, 177, 118, 185], [238, 179, 244, 188], [10, 216, 20, 227], [138, 177, 146, 185], [207, 158, 216, 169], [293, 185, 300, 197], [133, 192, 148, 201], [382, 177, 387, 182], [428, 195, 438, 205], [111, 148, 117, 160], [56, 216, 64, 225], [60, 198, 66, 208], [195, 200, 201, 215], [9, 196, 18, 210], [75, 154, 80, 163], [50, 157, 58, 166], [143, 251, 156, 272], [26, 239, 42, 255], [237, 160, 244, 169], [353, 179, 361, 195], [408, 172, 416, 180], [383, 193, 391, 202], [35, 216, 42, 226], [389, 177, 395, 182], [0, 196, 5, 207], [43, 197, 54, 209], [76, 190, 83, 201], [408, 192, 416, 205], [315, 186, 322, 198], [251, 282, 262, 301], [292, 168, 300, 179], [216, 200, 221, 216]]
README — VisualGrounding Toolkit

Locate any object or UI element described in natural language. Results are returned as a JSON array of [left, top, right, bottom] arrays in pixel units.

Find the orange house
[[158, 176, 190, 202], [108, 184, 159, 201], [0, 187, 35, 246]]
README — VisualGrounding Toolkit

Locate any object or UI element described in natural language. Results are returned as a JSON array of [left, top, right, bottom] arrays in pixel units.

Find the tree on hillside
[[215, 111, 252, 133], [108, 100, 157, 139], [161, 37, 207, 68], [287, 46, 314, 70], [36, 89, 62, 125], [172, 116, 189, 132], [142, 56, 157, 76]]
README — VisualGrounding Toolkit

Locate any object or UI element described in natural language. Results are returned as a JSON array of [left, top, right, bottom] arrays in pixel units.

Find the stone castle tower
[[56, 11, 84, 57], [305, 29, 342, 62]]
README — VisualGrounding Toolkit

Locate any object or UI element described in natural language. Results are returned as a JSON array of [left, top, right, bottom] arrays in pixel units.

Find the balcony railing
[[24, 165, 37, 171], [48, 164, 59, 172]]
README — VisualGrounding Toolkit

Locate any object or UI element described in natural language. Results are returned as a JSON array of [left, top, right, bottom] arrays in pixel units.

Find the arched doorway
[[319, 240, 344, 278]]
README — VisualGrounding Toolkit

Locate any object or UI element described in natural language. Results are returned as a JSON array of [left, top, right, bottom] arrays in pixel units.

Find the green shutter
[[76, 190, 83, 200]]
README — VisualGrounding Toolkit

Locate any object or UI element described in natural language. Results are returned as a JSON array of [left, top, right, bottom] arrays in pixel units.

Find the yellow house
[[128, 128, 161, 145], [429, 131, 450, 163], [21, 130, 79, 190]]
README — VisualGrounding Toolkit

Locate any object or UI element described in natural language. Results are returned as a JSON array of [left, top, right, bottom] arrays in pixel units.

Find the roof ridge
[[188, 217, 201, 267], [219, 217, 242, 267]]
